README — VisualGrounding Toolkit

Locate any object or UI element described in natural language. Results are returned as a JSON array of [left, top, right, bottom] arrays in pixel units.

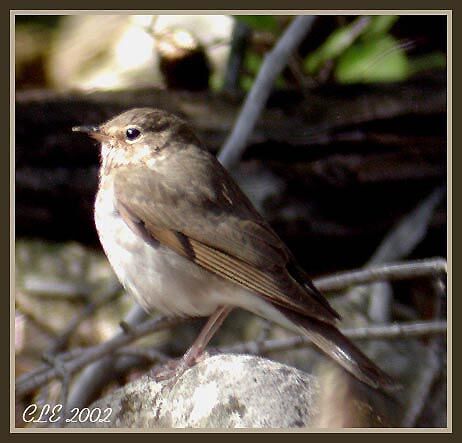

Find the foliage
[[304, 15, 445, 84], [335, 34, 411, 84]]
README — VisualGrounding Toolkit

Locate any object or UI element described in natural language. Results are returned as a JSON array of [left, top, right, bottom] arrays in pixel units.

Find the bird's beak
[[72, 125, 108, 141]]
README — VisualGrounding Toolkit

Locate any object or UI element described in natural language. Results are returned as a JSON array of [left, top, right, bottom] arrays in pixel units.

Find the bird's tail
[[273, 305, 397, 391]]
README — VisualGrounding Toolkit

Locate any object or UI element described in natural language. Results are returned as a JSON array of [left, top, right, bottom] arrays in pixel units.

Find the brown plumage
[[74, 108, 395, 390]]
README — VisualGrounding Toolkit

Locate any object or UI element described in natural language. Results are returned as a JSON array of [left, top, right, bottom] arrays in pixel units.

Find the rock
[[67, 354, 320, 428]]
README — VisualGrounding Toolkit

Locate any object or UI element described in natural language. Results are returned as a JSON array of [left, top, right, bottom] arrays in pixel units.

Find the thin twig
[[314, 258, 447, 293], [64, 304, 149, 412], [31, 281, 121, 427], [40, 354, 71, 427], [346, 186, 445, 323], [401, 341, 443, 427], [368, 188, 445, 266], [218, 15, 316, 168], [43, 283, 121, 427], [223, 20, 250, 93], [115, 347, 170, 364], [401, 277, 446, 427], [15, 315, 185, 399], [368, 187, 444, 322], [220, 320, 447, 356], [16, 256, 447, 400], [46, 280, 122, 355]]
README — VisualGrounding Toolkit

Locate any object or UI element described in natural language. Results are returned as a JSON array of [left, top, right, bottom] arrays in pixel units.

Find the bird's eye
[[125, 127, 141, 142]]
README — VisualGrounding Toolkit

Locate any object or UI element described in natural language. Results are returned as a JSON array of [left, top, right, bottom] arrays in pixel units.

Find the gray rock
[[67, 354, 320, 429]]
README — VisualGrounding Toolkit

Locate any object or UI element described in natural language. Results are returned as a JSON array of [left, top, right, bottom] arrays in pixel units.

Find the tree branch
[[221, 320, 447, 356], [46, 280, 122, 355], [401, 277, 446, 427], [223, 20, 250, 93], [218, 15, 316, 168], [15, 315, 184, 399], [64, 303, 149, 411], [315, 258, 447, 293], [15, 255, 448, 401]]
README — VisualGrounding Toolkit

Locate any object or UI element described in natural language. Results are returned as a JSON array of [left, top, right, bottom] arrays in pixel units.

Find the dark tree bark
[[15, 72, 446, 273]]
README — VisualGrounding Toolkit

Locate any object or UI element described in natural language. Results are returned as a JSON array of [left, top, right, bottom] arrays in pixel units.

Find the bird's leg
[[153, 306, 233, 382], [181, 305, 233, 366]]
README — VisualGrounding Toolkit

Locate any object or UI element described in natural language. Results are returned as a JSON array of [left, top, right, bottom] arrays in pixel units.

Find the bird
[[73, 107, 395, 390]]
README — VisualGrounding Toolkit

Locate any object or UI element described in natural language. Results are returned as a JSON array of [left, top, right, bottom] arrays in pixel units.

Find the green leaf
[[304, 17, 371, 74], [363, 16, 399, 38], [335, 35, 411, 84]]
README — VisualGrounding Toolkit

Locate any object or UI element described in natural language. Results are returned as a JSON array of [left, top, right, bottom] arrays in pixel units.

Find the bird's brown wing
[[113, 151, 339, 324]]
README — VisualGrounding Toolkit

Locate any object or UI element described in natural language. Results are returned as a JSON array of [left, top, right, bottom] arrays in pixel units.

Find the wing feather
[[113, 152, 339, 323]]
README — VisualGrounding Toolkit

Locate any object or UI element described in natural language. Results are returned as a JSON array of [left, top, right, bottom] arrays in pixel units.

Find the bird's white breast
[[94, 177, 241, 317]]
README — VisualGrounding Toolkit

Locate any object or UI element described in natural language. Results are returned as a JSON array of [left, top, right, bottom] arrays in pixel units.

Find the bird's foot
[[152, 350, 210, 386]]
